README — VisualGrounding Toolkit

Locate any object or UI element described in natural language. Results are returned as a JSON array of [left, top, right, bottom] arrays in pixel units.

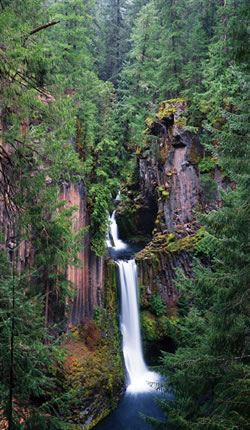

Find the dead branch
[[28, 21, 60, 36]]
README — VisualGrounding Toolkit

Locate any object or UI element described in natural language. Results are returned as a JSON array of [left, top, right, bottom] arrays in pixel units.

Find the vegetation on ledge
[[59, 261, 124, 429], [135, 228, 208, 262]]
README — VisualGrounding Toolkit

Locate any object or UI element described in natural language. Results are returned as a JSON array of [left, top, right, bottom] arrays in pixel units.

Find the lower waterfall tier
[[118, 259, 159, 393]]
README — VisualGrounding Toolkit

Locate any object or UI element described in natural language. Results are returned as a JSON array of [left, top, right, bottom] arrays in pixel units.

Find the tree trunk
[[8, 250, 15, 430]]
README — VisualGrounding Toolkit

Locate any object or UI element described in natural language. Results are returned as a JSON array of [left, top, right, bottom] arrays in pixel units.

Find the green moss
[[161, 98, 186, 104], [145, 117, 154, 127], [140, 311, 158, 341], [166, 232, 202, 253], [140, 310, 179, 363], [136, 229, 206, 261], [157, 185, 170, 200], [165, 170, 177, 176], [175, 118, 187, 127], [157, 105, 177, 120], [145, 98, 187, 134], [157, 98, 186, 120], [61, 260, 124, 429], [165, 233, 175, 245], [187, 137, 202, 164]]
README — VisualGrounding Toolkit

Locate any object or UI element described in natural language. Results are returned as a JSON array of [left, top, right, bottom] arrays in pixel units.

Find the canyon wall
[[0, 174, 104, 328], [61, 181, 104, 326], [118, 99, 228, 311]]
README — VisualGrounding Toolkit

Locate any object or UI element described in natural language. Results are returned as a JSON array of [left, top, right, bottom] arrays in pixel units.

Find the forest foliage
[[0, 0, 249, 428]]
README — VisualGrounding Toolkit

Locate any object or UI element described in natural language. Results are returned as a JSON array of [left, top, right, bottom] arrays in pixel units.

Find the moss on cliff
[[144, 98, 188, 139], [115, 197, 139, 241], [135, 228, 205, 262], [139, 301, 177, 363], [116, 188, 157, 243], [57, 261, 124, 429], [158, 98, 186, 119]]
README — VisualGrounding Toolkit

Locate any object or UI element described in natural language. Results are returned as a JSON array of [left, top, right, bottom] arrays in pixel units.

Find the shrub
[[149, 293, 166, 317]]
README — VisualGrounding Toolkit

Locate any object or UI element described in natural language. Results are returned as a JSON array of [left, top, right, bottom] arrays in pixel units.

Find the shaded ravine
[[94, 211, 171, 429]]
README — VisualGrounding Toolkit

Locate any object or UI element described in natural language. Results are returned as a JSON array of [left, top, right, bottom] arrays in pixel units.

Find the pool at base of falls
[[94, 387, 172, 430]]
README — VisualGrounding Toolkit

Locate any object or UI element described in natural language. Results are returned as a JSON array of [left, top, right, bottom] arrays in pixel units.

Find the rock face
[[120, 99, 227, 308], [61, 181, 104, 326], [141, 99, 202, 235], [0, 175, 104, 327], [63, 260, 125, 430]]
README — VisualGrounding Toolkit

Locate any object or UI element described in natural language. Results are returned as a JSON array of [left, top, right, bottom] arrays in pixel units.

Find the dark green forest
[[0, 0, 249, 429]]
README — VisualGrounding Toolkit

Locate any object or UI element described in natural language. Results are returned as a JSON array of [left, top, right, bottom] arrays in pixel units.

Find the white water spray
[[118, 259, 159, 393], [107, 207, 159, 393], [107, 210, 126, 250]]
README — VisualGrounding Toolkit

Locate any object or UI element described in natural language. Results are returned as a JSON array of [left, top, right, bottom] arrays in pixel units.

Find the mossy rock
[[59, 260, 125, 429], [157, 98, 187, 120]]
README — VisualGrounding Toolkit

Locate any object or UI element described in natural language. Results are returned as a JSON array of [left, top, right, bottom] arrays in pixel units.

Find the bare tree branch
[[28, 20, 60, 36]]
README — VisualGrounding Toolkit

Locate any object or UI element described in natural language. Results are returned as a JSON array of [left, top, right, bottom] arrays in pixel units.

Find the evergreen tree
[[155, 0, 186, 99], [0, 250, 68, 430], [91, 0, 130, 85], [146, 72, 250, 429], [118, 1, 160, 148], [47, 0, 122, 255], [0, 2, 87, 426], [180, 0, 218, 96], [86, 81, 121, 255], [126, 0, 151, 31], [145, 0, 250, 425]]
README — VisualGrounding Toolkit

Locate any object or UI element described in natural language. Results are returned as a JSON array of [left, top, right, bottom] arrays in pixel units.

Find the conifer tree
[[146, 71, 250, 430], [118, 1, 160, 148], [0, 250, 68, 430], [106, 0, 130, 85], [47, 0, 122, 256], [0, 2, 87, 426], [155, 0, 186, 99], [145, 1, 250, 426]]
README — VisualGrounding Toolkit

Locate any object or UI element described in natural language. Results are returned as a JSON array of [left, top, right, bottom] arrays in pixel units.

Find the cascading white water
[[107, 206, 159, 393], [107, 210, 126, 250], [118, 259, 159, 393]]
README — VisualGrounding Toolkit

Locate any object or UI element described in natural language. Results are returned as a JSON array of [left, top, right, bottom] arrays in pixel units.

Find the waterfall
[[107, 210, 126, 250], [118, 259, 159, 393], [108, 208, 159, 394]]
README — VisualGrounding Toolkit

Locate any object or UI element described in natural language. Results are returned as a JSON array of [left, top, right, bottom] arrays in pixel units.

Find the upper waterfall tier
[[107, 210, 127, 250]]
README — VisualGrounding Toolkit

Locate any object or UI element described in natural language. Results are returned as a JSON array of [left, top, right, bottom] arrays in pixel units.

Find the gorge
[[95, 211, 168, 429], [0, 1, 248, 429]]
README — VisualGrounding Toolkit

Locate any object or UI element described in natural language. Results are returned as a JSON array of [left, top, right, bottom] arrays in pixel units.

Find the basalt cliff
[[117, 99, 229, 312]]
